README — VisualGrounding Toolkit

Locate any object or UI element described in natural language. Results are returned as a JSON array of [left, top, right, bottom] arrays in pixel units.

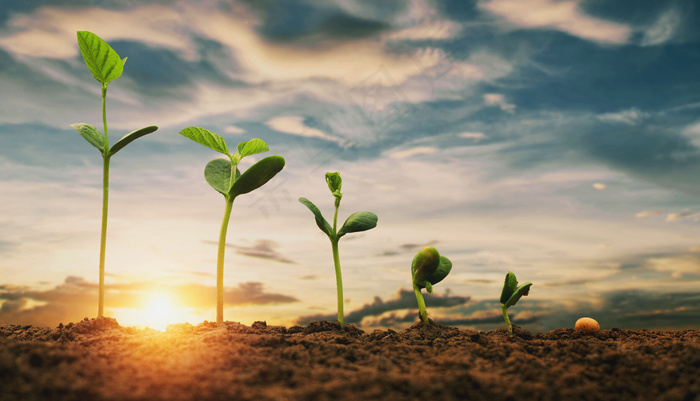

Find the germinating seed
[[575, 317, 600, 333]]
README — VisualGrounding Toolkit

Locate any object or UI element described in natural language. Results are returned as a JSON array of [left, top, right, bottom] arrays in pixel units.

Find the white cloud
[[458, 132, 486, 140], [641, 8, 680, 46], [483, 93, 515, 113], [223, 125, 245, 135], [666, 212, 700, 222], [597, 108, 648, 125], [478, 0, 631, 44], [593, 183, 605, 190], [387, 146, 438, 159], [265, 116, 346, 145]]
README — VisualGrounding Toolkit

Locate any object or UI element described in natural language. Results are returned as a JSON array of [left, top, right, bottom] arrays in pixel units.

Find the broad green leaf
[[230, 155, 285, 199], [504, 282, 532, 308], [425, 256, 452, 287], [71, 123, 105, 152], [204, 158, 233, 196], [299, 197, 332, 236], [412, 246, 440, 288], [179, 127, 229, 155], [500, 271, 518, 304], [337, 211, 377, 238], [108, 126, 158, 156], [77, 31, 124, 85], [237, 138, 269, 158]]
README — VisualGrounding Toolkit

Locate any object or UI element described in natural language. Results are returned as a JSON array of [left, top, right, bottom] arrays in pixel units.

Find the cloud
[[641, 8, 681, 46], [597, 109, 649, 125], [666, 212, 700, 222], [297, 288, 470, 326], [592, 183, 605, 190], [478, 0, 631, 44], [387, 146, 438, 159], [266, 116, 347, 145], [483, 93, 515, 113], [636, 210, 664, 218], [205, 239, 296, 264], [458, 132, 486, 140], [223, 125, 245, 135]]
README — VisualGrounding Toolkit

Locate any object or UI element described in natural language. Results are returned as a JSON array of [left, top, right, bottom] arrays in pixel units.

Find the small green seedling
[[71, 31, 158, 317], [499, 271, 533, 335], [411, 246, 452, 325], [179, 127, 285, 324], [299, 172, 378, 328]]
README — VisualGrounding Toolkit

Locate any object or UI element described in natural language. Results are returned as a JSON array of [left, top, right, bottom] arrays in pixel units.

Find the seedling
[[299, 172, 378, 328], [71, 31, 158, 317], [411, 246, 452, 325], [179, 127, 285, 324], [499, 271, 533, 335]]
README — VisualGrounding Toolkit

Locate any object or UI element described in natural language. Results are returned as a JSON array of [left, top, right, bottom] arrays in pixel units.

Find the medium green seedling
[[179, 127, 285, 324], [411, 246, 452, 325], [71, 31, 158, 317], [499, 271, 533, 335], [299, 172, 378, 328]]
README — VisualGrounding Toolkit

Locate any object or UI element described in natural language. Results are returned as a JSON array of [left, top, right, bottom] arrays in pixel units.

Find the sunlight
[[143, 293, 179, 331]]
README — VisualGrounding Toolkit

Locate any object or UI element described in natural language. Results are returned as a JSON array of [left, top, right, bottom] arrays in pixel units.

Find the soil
[[1, 317, 699, 401]]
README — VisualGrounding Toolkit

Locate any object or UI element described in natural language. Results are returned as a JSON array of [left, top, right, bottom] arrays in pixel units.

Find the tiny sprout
[[179, 127, 285, 324], [299, 172, 378, 328], [71, 31, 158, 317], [499, 271, 533, 335], [411, 246, 452, 325]]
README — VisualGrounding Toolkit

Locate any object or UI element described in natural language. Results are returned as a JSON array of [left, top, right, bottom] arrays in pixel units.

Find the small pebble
[[575, 317, 600, 333]]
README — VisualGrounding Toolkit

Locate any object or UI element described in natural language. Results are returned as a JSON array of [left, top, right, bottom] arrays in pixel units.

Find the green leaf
[[299, 197, 332, 236], [504, 282, 532, 308], [179, 127, 229, 155], [425, 256, 452, 286], [230, 155, 285, 199], [76, 31, 124, 85], [337, 211, 377, 238], [204, 158, 233, 196], [500, 271, 518, 305], [71, 123, 105, 152], [325, 172, 342, 195], [412, 246, 440, 288], [108, 126, 158, 156], [237, 138, 269, 158]]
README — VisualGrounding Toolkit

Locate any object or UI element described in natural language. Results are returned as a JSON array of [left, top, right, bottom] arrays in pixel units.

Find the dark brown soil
[[1, 317, 699, 401]]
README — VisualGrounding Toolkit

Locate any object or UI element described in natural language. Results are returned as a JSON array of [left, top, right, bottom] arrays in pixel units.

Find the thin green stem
[[413, 283, 429, 324], [98, 83, 109, 318], [102, 84, 109, 144], [501, 304, 512, 334], [331, 238, 344, 328], [216, 197, 234, 324]]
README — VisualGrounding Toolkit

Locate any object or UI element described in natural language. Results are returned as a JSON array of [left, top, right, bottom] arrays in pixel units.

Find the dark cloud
[[204, 239, 296, 264], [377, 241, 438, 257], [297, 288, 470, 326], [0, 276, 298, 327]]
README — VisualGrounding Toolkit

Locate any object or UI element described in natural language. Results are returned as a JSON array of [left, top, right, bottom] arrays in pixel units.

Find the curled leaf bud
[[412, 246, 440, 288], [325, 172, 343, 202]]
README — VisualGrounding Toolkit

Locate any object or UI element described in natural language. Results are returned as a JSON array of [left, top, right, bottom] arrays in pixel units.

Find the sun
[[143, 293, 179, 331]]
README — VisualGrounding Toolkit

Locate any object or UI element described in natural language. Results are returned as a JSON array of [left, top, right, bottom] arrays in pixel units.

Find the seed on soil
[[575, 317, 600, 333]]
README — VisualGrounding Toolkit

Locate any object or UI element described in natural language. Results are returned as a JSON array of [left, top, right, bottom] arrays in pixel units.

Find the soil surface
[[1, 317, 699, 401]]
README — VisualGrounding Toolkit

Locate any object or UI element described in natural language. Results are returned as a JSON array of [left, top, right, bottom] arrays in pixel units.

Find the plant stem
[[413, 283, 429, 324], [331, 238, 344, 328], [98, 83, 109, 318], [216, 197, 234, 324], [501, 304, 512, 334]]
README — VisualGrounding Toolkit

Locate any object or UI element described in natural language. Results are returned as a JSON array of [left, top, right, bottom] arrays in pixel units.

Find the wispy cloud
[[597, 108, 649, 125], [478, 0, 631, 44], [641, 8, 681, 46], [265, 116, 347, 145], [387, 146, 438, 159], [483, 93, 515, 113]]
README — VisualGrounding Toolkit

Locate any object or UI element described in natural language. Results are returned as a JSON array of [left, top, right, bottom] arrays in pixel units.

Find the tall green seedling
[[499, 271, 533, 335], [299, 172, 378, 328], [179, 127, 285, 324], [71, 31, 158, 317], [411, 246, 452, 325]]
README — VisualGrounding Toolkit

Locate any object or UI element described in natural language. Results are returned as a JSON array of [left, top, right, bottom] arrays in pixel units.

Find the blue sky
[[1, 0, 700, 332]]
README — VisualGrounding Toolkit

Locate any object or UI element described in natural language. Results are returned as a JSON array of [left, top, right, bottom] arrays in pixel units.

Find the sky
[[1, 0, 700, 332]]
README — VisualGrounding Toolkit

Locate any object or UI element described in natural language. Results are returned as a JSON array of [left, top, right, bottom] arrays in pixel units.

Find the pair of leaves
[[411, 246, 452, 293], [298, 198, 378, 240], [205, 156, 285, 200], [72, 123, 158, 157], [179, 127, 284, 199], [77, 31, 126, 86], [500, 271, 532, 308]]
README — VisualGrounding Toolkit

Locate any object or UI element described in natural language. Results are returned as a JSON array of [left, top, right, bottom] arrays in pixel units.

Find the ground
[[1, 317, 699, 400]]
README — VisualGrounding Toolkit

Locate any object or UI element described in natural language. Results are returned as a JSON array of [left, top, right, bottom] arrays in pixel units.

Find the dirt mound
[[1, 318, 699, 400]]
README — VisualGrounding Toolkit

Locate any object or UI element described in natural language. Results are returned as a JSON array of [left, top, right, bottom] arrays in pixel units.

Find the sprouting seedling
[[71, 31, 158, 317], [411, 246, 452, 325], [299, 172, 378, 328], [499, 271, 533, 335], [179, 127, 285, 324]]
